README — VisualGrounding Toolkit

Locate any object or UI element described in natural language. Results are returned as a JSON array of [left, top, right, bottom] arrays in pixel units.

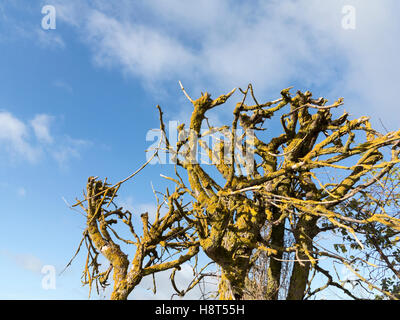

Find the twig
[[179, 80, 194, 103]]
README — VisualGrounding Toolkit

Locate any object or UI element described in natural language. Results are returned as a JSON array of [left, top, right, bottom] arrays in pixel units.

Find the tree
[[65, 170, 200, 300], [156, 84, 400, 300], [334, 167, 400, 299], [67, 84, 400, 300]]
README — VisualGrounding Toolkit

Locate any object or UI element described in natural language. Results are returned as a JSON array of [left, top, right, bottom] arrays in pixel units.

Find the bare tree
[[64, 171, 199, 300], [328, 167, 400, 300], [156, 84, 400, 300], [67, 84, 400, 300]]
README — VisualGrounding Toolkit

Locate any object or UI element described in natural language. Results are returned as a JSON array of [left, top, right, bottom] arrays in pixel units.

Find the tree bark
[[265, 219, 285, 300], [287, 216, 318, 300]]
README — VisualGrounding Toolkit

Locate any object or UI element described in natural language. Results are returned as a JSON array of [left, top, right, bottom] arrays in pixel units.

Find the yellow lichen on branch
[[159, 84, 400, 300]]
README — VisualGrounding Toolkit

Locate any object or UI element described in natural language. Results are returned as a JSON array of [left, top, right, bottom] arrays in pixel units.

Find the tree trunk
[[286, 258, 311, 300], [218, 264, 249, 300], [265, 221, 285, 300], [111, 281, 130, 300], [287, 216, 318, 300], [264, 204, 285, 300]]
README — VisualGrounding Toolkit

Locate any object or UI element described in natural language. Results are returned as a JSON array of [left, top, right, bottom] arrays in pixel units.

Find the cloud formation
[[0, 111, 89, 165], [49, 0, 400, 129], [0, 111, 39, 162], [30, 114, 54, 144], [1, 250, 44, 274]]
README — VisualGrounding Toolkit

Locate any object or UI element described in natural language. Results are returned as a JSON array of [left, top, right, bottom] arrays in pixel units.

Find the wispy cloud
[[30, 114, 54, 144], [36, 29, 65, 49], [51, 0, 400, 128], [84, 10, 196, 82], [1, 250, 44, 274], [0, 111, 39, 162], [0, 110, 89, 166], [0, 1, 65, 49], [53, 80, 73, 94], [52, 136, 91, 167]]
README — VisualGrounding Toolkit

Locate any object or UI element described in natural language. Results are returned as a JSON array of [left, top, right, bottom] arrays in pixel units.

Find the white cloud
[[16, 254, 43, 274], [52, 145, 80, 165], [0, 111, 89, 165], [51, 136, 91, 166], [0, 1, 66, 49], [53, 80, 73, 94], [52, 0, 400, 128], [52, 0, 336, 88], [0, 111, 39, 162], [84, 10, 196, 82], [30, 114, 54, 144], [36, 29, 65, 49], [1, 250, 44, 274]]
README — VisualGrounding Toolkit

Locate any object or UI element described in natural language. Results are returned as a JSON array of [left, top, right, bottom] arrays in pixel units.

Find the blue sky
[[0, 0, 399, 299]]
